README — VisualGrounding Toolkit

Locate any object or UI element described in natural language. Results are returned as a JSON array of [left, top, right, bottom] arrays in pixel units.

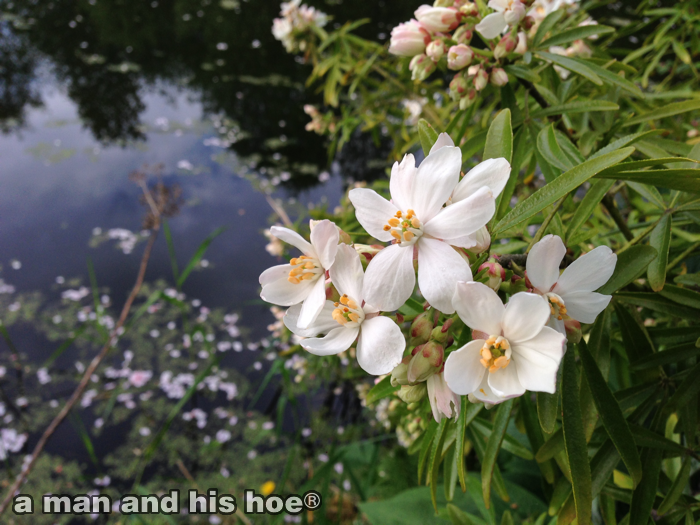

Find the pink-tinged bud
[[522, 16, 535, 30], [494, 32, 518, 59], [388, 19, 432, 57], [453, 25, 474, 44], [397, 383, 427, 403], [449, 73, 469, 101], [447, 44, 473, 70], [479, 259, 505, 291], [459, 88, 477, 109], [564, 319, 582, 343], [409, 54, 436, 81], [407, 341, 444, 383], [430, 318, 455, 344], [326, 285, 340, 302], [426, 39, 446, 62], [390, 362, 410, 386], [490, 67, 509, 86], [457, 0, 479, 17], [354, 244, 383, 268], [414, 5, 461, 32], [473, 67, 488, 91], [410, 310, 435, 346], [514, 31, 528, 54]]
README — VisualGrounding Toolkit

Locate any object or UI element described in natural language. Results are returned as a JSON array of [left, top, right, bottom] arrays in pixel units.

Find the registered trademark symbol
[[303, 491, 321, 510]]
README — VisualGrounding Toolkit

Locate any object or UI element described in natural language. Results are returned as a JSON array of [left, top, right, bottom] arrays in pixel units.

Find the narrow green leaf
[[568, 57, 643, 97], [533, 9, 566, 46], [579, 340, 643, 487], [658, 456, 691, 515], [626, 181, 666, 209], [566, 180, 615, 243], [629, 448, 663, 525], [365, 375, 399, 405], [537, 390, 559, 434], [497, 128, 528, 220], [615, 292, 700, 319], [521, 393, 555, 483], [481, 399, 514, 508], [538, 124, 573, 171], [628, 423, 690, 455], [659, 284, 700, 309], [418, 419, 438, 484], [589, 130, 663, 161], [631, 342, 700, 370], [597, 158, 697, 175], [529, 100, 619, 120], [614, 302, 655, 362], [597, 245, 657, 294], [471, 418, 534, 460], [429, 419, 449, 510], [598, 169, 700, 193], [461, 130, 488, 161], [418, 119, 439, 156], [536, 429, 564, 462], [539, 25, 614, 48], [561, 349, 592, 525], [624, 99, 700, 127], [177, 227, 226, 288], [648, 214, 672, 291], [447, 503, 475, 525], [483, 109, 513, 163], [667, 361, 700, 411], [537, 52, 603, 85], [503, 65, 541, 83], [444, 442, 459, 502], [457, 398, 482, 492], [494, 148, 634, 234]]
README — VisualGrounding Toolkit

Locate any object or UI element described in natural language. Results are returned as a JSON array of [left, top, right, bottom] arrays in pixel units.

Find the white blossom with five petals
[[444, 282, 566, 405], [283, 244, 405, 375], [348, 134, 497, 313], [475, 0, 527, 39], [526, 234, 616, 333], [259, 220, 339, 329]]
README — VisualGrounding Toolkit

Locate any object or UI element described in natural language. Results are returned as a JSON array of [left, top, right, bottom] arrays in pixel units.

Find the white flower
[[414, 5, 460, 33], [389, 19, 431, 57], [348, 134, 496, 313], [475, 0, 526, 39], [259, 220, 339, 329], [444, 282, 566, 405], [526, 235, 616, 333], [427, 373, 460, 422], [283, 244, 405, 375]]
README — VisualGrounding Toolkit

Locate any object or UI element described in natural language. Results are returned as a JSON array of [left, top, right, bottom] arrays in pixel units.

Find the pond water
[[0, 0, 416, 494]]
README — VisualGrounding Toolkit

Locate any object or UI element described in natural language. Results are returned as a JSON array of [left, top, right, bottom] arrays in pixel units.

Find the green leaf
[[429, 419, 449, 511], [667, 361, 700, 411], [658, 456, 691, 515], [503, 65, 541, 83], [533, 9, 565, 47], [483, 109, 513, 163], [615, 292, 700, 319], [624, 99, 700, 127], [529, 100, 619, 120], [471, 418, 534, 460], [578, 340, 643, 488], [461, 130, 488, 161], [647, 214, 672, 291], [659, 284, 700, 309], [589, 130, 663, 161], [177, 227, 226, 288], [535, 429, 564, 462], [539, 25, 614, 48], [481, 399, 514, 508], [418, 119, 439, 156], [628, 424, 690, 455], [569, 57, 643, 97], [626, 181, 666, 209], [445, 442, 459, 502], [597, 168, 700, 193], [561, 348, 592, 525], [537, 390, 559, 434], [629, 447, 663, 525], [494, 148, 634, 234], [447, 503, 475, 525], [613, 302, 655, 363], [536, 52, 602, 85], [457, 399, 482, 492], [597, 245, 657, 294], [521, 393, 555, 483], [630, 342, 700, 370], [538, 124, 573, 171], [566, 180, 615, 243], [418, 419, 439, 484], [365, 375, 399, 405]]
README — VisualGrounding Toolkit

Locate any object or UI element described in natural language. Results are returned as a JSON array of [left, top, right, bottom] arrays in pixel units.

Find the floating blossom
[[526, 235, 616, 334], [475, 0, 527, 39], [426, 372, 460, 422], [388, 19, 431, 57], [128, 370, 153, 388], [259, 220, 339, 329], [272, 0, 328, 53], [349, 133, 496, 313], [284, 244, 405, 375], [0, 429, 27, 460], [445, 282, 566, 405], [62, 287, 90, 301]]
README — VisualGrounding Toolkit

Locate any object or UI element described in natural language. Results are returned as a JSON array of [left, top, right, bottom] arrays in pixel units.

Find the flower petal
[[389, 154, 418, 212], [261, 271, 316, 306], [512, 326, 565, 394], [427, 373, 460, 422], [475, 12, 507, 39], [554, 245, 617, 295], [330, 244, 365, 301], [444, 339, 487, 395], [356, 316, 406, 375], [487, 365, 525, 399], [429, 132, 456, 155], [526, 234, 566, 293], [469, 374, 508, 406], [488, 0, 509, 11], [310, 220, 340, 269], [259, 263, 292, 286], [418, 238, 472, 314], [423, 186, 495, 241], [559, 291, 612, 324], [411, 146, 462, 223], [284, 302, 339, 337], [348, 188, 398, 242], [452, 281, 504, 336], [451, 158, 511, 203], [301, 326, 360, 356], [270, 226, 315, 257], [363, 244, 416, 312], [296, 276, 327, 329], [502, 292, 550, 343]]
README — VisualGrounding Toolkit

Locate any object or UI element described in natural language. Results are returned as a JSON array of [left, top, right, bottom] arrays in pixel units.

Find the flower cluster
[[259, 133, 616, 416], [272, 0, 329, 54]]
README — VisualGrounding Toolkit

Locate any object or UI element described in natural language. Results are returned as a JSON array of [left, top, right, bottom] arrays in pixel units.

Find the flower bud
[[426, 40, 446, 62], [473, 67, 488, 91], [452, 25, 474, 44], [457, 1, 479, 17], [449, 74, 469, 101], [430, 317, 455, 344], [479, 259, 505, 291], [433, 0, 454, 7], [409, 54, 436, 81], [354, 244, 383, 268], [390, 361, 410, 387], [514, 31, 528, 54], [459, 89, 477, 109], [389, 19, 431, 57], [447, 44, 474, 70], [407, 341, 444, 383], [510, 274, 530, 294], [397, 383, 428, 403], [494, 32, 518, 59], [564, 319, 582, 343], [522, 16, 535, 31], [410, 310, 435, 346], [414, 5, 460, 32], [490, 67, 509, 86], [469, 226, 491, 254]]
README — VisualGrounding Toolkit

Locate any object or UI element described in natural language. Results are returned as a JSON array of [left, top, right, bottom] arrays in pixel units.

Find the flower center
[[480, 336, 512, 373], [287, 255, 323, 284], [382, 209, 423, 247], [545, 293, 568, 321], [332, 294, 365, 328]]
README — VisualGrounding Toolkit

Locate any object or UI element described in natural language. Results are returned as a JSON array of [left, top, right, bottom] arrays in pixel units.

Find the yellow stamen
[[348, 313, 360, 323], [411, 217, 421, 228], [288, 276, 300, 284], [383, 225, 391, 231], [347, 300, 358, 310], [395, 211, 402, 218], [301, 273, 315, 280], [388, 218, 400, 227], [403, 231, 414, 242], [390, 230, 402, 240]]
